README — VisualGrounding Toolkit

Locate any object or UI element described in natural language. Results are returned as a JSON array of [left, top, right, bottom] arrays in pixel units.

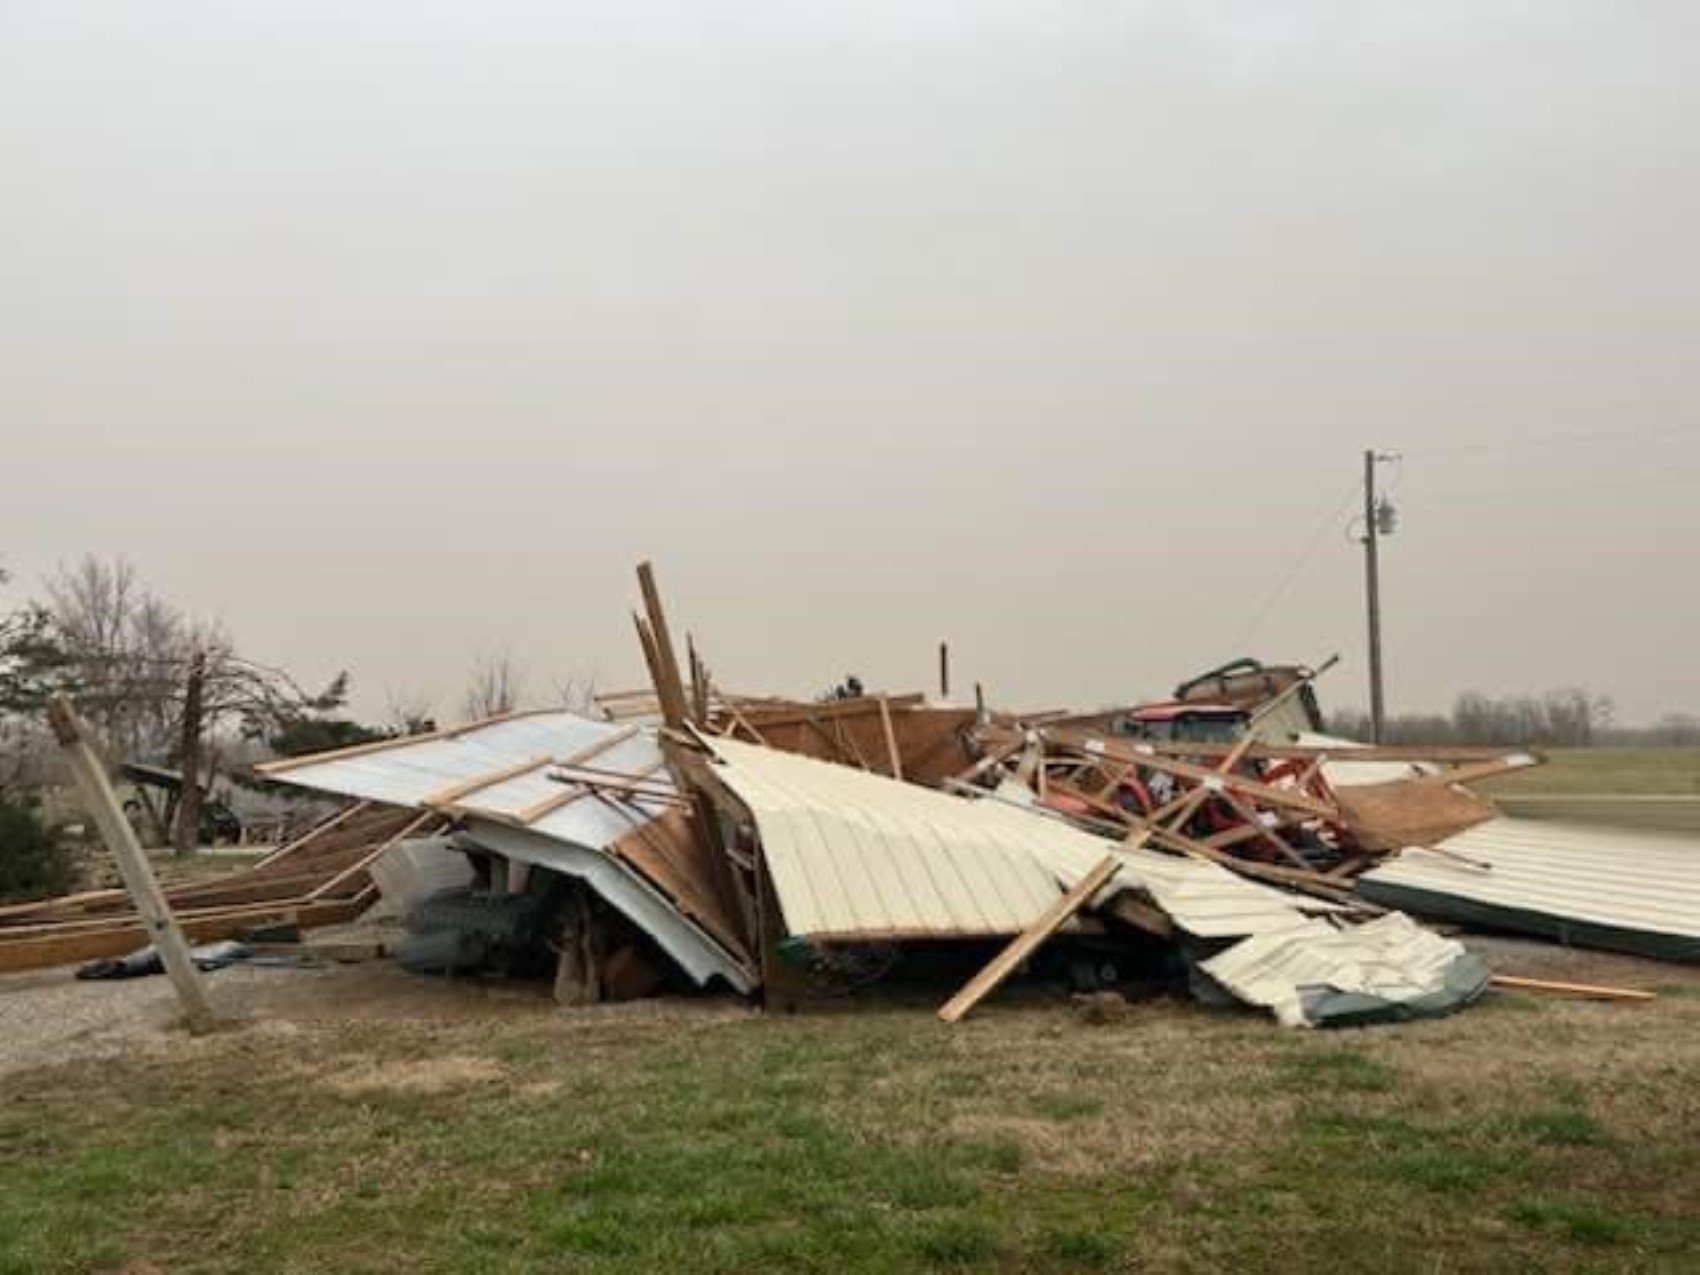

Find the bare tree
[[45, 555, 189, 760], [383, 684, 438, 736], [38, 557, 353, 854], [463, 652, 525, 723], [551, 672, 599, 716]]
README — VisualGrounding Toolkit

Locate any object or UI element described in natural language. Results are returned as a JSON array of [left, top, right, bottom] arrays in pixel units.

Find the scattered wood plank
[[724, 706, 770, 745], [511, 727, 644, 825], [938, 856, 1120, 1023], [305, 810, 444, 902], [636, 560, 692, 730], [1048, 735, 1337, 821], [1490, 975, 1655, 1002]]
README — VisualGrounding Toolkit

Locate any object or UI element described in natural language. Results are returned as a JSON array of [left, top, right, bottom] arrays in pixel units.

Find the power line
[[1227, 478, 1362, 652], [1401, 421, 1700, 459], [1407, 469, 1700, 506]]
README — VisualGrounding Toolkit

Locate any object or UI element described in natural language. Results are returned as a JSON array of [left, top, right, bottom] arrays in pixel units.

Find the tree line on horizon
[[1327, 687, 1700, 748]]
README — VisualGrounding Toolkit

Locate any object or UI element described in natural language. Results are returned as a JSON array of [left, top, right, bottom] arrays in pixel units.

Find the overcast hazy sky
[[4, 3, 1697, 723]]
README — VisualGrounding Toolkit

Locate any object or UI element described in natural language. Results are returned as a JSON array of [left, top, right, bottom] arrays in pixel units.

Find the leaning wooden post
[[48, 697, 219, 1035]]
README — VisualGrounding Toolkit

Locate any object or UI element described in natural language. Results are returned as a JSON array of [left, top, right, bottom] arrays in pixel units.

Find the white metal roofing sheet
[[1360, 817, 1700, 940], [259, 712, 673, 850], [705, 738, 1335, 942], [260, 713, 753, 989], [463, 817, 755, 993], [1201, 912, 1476, 1028]]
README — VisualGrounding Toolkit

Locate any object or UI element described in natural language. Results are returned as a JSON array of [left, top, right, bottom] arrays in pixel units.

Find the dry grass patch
[[3, 956, 1699, 1273], [323, 1055, 508, 1096]]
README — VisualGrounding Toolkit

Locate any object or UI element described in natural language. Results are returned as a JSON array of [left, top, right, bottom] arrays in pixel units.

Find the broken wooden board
[[938, 856, 1121, 1023], [1490, 974, 1654, 1002], [1333, 778, 1498, 853]]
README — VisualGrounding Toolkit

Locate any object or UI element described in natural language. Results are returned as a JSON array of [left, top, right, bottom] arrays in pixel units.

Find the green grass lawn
[[3, 976, 1698, 1274], [1480, 747, 1700, 796]]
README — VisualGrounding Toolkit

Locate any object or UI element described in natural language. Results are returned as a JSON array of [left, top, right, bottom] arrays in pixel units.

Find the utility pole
[[1361, 450, 1399, 742]]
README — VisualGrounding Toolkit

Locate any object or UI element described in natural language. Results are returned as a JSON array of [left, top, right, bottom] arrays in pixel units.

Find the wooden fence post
[[49, 697, 219, 1034]]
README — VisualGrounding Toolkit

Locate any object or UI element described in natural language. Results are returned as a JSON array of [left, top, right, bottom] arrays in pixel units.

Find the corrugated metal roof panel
[[705, 738, 1336, 942], [262, 715, 754, 988], [259, 712, 674, 850], [1359, 817, 1700, 953], [1201, 913, 1483, 1027]]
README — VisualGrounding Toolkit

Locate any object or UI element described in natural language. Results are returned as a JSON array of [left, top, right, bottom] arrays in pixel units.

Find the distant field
[[1479, 748, 1700, 796]]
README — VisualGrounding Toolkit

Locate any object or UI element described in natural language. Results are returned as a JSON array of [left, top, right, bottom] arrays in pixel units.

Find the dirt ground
[[3, 930, 1697, 1274], [1, 930, 1691, 1083]]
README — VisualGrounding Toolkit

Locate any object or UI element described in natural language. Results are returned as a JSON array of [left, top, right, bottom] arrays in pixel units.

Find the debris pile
[[0, 803, 430, 973], [24, 561, 1692, 1027], [226, 563, 1582, 1030]]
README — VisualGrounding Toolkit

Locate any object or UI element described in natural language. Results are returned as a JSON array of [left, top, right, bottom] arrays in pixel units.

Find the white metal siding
[[1201, 913, 1476, 1027], [705, 738, 1336, 942], [1360, 817, 1700, 941]]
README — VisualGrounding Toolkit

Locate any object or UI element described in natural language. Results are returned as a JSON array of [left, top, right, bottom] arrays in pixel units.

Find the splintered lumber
[[0, 897, 373, 975], [687, 633, 709, 726], [1142, 824, 1369, 906], [1489, 975, 1655, 1002], [632, 613, 665, 716], [0, 801, 413, 974], [724, 706, 769, 745], [48, 697, 219, 1034], [1217, 788, 1315, 872], [952, 738, 1023, 784], [1052, 734, 1337, 821], [1102, 741, 1514, 764], [636, 561, 691, 729], [512, 726, 643, 824], [249, 800, 374, 872], [938, 856, 1120, 1023], [305, 810, 443, 901]]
